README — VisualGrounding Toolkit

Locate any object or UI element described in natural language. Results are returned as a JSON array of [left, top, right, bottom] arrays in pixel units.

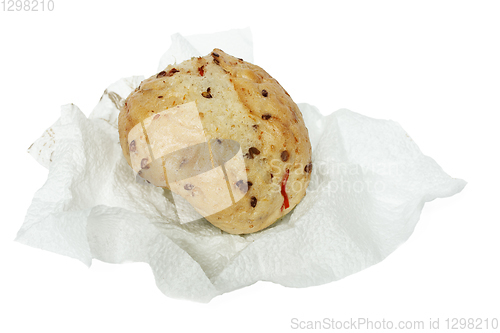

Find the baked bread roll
[[118, 49, 312, 234]]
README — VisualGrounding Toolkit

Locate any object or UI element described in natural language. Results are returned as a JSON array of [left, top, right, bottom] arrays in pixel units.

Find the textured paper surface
[[19, 28, 466, 302]]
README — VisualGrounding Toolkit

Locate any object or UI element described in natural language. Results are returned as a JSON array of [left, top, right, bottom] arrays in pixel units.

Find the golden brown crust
[[118, 49, 312, 234]]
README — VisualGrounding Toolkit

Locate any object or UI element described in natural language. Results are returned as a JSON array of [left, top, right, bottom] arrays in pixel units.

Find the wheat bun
[[118, 49, 312, 234]]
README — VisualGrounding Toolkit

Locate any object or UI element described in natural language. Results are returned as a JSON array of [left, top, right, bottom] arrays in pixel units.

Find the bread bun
[[118, 49, 312, 234]]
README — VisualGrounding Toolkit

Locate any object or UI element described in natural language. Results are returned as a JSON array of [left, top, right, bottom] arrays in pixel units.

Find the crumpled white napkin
[[18, 28, 466, 302]]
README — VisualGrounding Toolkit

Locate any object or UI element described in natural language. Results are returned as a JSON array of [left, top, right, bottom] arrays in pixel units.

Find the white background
[[1, 1, 499, 332]]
